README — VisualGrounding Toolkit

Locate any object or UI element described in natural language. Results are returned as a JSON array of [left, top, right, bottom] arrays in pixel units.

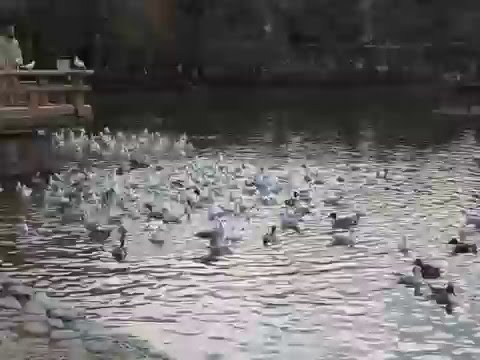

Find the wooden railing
[[0, 69, 94, 118]]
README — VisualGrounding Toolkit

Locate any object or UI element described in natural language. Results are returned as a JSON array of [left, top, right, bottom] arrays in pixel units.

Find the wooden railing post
[[28, 90, 39, 113], [71, 74, 85, 116], [38, 77, 49, 106]]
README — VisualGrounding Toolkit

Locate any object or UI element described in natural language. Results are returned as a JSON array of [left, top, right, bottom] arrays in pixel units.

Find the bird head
[[413, 259, 423, 267], [446, 282, 456, 296], [412, 265, 422, 277]]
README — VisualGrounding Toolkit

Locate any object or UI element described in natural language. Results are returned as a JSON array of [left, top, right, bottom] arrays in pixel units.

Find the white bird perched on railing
[[73, 56, 86, 69], [20, 60, 35, 70]]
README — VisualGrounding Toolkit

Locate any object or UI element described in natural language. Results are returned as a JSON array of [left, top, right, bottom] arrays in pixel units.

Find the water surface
[[2, 88, 480, 359]]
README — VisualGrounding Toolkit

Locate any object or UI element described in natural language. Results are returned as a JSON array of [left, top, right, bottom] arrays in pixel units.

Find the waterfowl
[[149, 228, 165, 246], [428, 282, 455, 296], [223, 220, 246, 242], [263, 225, 278, 246], [280, 211, 301, 233], [16, 220, 29, 236], [198, 219, 232, 263], [207, 204, 227, 221], [396, 265, 423, 286], [460, 209, 480, 229], [448, 237, 477, 254], [324, 194, 343, 206], [294, 206, 311, 218], [195, 229, 218, 239], [376, 168, 389, 179], [284, 191, 299, 207], [88, 226, 113, 242], [161, 208, 182, 224], [328, 212, 360, 230], [129, 158, 149, 170], [17, 182, 32, 197], [301, 164, 313, 183], [301, 164, 323, 184], [144, 203, 164, 220], [330, 229, 355, 247], [260, 194, 277, 206], [428, 282, 456, 305], [413, 259, 441, 279], [111, 226, 128, 261]]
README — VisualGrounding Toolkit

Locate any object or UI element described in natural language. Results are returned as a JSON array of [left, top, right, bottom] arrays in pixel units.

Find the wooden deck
[[0, 69, 94, 133]]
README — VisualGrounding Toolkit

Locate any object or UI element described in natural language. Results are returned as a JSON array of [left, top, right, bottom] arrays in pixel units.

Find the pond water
[[2, 88, 480, 359]]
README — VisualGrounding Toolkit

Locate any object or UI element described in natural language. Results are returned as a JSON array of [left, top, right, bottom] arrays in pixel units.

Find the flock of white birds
[[10, 126, 478, 311]]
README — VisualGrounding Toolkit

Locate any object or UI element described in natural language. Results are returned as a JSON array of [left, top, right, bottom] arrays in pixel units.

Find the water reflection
[[0, 133, 57, 185]]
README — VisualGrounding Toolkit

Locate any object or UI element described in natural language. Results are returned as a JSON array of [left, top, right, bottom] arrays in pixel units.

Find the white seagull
[[73, 56, 86, 69]]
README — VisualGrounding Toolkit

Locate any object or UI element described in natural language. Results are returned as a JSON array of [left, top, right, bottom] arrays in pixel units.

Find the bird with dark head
[[446, 282, 456, 296], [428, 281, 456, 306], [413, 258, 441, 279], [284, 191, 299, 207], [448, 237, 477, 254], [328, 212, 360, 229], [112, 225, 128, 261], [263, 225, 277, 246]]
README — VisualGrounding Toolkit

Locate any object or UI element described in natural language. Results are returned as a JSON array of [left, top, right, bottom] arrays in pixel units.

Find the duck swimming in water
[[428, 282, 456, 305], [161, 208, 182, 224], [284, 191, 299, 207], [413, 258, 441, 279], [263, 225, 278, 246], [129, 158, 149, 170], [328, 212, 360, 230], [280, 210, 301, 234], [396, 265, 423, 286], [198, 219, 232, 263], [111, 225, 128, 261], [460, 209, 480, 229], [448, 237, 478, 254]]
